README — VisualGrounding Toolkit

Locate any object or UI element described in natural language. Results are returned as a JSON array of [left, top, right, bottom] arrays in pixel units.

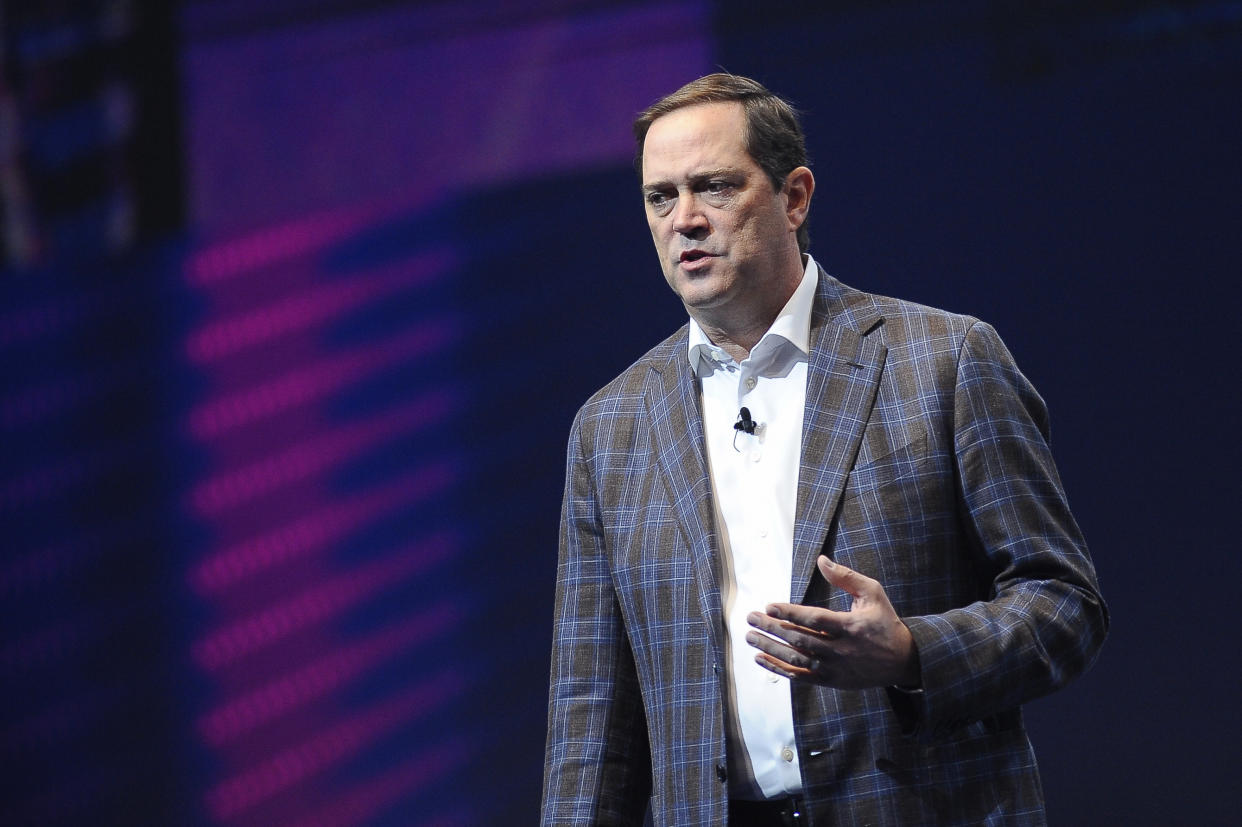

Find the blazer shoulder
[[831, 277, 977, 342], [576, 323, 689, 418], [821, 274, 991, 368]]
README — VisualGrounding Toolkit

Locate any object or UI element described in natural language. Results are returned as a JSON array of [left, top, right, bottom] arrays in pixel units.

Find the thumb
[[817, 555, 866, 598]]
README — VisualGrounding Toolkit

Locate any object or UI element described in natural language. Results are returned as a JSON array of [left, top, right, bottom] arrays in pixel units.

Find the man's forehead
[[641, 101, 751, 181], [645, 101, 746, 146]]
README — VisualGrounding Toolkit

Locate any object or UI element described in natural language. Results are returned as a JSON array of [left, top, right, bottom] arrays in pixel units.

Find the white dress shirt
[[688, 254, 818, 800]]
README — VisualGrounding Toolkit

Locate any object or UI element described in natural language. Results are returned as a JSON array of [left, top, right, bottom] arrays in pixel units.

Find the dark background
[[2, 1, 1238, 824]]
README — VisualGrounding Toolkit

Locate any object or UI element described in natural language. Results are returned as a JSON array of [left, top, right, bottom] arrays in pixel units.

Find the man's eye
[[705, 181, 732, 195], [647, 192, 670, 209]]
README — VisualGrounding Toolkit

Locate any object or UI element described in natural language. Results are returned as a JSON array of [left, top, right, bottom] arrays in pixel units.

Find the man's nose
[[671, 194, 707, 236]]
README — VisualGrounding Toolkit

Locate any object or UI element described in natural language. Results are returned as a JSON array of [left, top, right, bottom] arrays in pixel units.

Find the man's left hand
[[745, 555, 921, 689]]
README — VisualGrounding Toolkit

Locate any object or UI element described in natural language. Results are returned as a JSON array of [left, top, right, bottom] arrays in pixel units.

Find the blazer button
[[716, 764, 727, 782]]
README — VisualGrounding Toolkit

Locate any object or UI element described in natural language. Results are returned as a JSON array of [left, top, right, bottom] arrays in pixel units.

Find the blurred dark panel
[[1, 1, 191, 824], [0, 244, 191, 826], [1, 0, 184, 269]]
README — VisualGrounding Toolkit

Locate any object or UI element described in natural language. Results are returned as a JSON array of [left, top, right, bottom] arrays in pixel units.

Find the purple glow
[[197, 601, 460, 745], [188, 389, 459, 516], [292, 738, 472, 827], [184, 198, 437, 285], [203, 672, 466, 820], [192, 532, 457, 670], [189, 466, 460, 595], [185, 321, 461, 440], [185, 2, 709, 235], [186, 249, 454, 363]]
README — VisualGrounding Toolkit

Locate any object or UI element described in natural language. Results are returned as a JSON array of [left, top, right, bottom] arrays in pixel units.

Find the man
[[542, 74, 1106, 826]]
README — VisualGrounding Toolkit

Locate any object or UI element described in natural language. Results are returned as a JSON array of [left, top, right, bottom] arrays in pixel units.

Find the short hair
[[633, 73, 811, 253]]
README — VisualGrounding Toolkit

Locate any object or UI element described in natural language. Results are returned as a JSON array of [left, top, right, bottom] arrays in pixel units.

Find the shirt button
[[751, 449, 762, 462], [759, 527, 768, 538], [781, 747, 795, 762], [745, 377, 757, 390]]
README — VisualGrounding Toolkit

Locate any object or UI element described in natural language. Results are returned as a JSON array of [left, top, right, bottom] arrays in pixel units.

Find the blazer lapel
[[791, 276, 887, 602], [644, 344, 725, 650]]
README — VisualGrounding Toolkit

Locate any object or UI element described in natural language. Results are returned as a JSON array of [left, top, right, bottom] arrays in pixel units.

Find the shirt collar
[[687, 254, 819, 372]]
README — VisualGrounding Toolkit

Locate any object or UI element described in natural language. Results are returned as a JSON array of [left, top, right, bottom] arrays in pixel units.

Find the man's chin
[[677, 291, 731, 319], [669, 272, 721, 299]]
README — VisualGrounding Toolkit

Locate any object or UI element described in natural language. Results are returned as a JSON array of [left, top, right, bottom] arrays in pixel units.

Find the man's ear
[[783, 166, 815, 230]]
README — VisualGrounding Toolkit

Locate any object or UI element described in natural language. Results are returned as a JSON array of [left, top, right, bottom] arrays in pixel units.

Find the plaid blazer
[[542, 270, 1107, 826]]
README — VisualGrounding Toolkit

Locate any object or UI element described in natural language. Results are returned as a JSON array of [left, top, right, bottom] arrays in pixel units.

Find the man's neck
[[690, 256, 807, 362], [693, 319, 770, 363]]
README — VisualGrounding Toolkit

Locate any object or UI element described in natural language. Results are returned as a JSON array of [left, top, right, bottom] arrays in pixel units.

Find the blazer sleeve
[[541, 408, 651, 825], [896, 320, 1108, 740]]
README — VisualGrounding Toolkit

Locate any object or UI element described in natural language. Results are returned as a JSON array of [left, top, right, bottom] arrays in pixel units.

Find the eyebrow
[[641, 167, 744, 193]]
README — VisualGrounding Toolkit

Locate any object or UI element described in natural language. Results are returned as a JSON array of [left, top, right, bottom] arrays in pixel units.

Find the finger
[[758, 603, 848, 639], [746, 619, 839, 673], [754, 651, 816, 681], [817, 555, 878, 600], [754, 652, 796, 679], [745, 629, 822, 673], [755, 646, 835, 684]]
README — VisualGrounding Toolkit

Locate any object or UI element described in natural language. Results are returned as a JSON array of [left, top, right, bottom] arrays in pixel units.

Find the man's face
[[641, 101, 799, 325]]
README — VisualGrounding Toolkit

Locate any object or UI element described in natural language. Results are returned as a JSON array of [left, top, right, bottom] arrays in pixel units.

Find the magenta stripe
[[185, 319, 461, 440], [188, 464, 459, 594], [185, 248, 454, 363], [203, 672, 466, 820], [188, 389, 458, 516], [186, 201, 393, 286], [197, 600, 461, 745], [192, 532, 457, 670], [290, 737, 472, 827]]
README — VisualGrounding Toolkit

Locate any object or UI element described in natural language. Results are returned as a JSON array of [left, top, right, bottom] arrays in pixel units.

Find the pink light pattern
[[185, 320, 460, 440], [292, 738, 473, 827], [197, 600, 461, 745], [204, 672, 465, 821], [185, 249, 454, 364], [192, 531, 457, 671], [185, 198, 436, 286], [180, 142, 473, 823], [189, 464, 459, 595], [188, 389, 458, 516]]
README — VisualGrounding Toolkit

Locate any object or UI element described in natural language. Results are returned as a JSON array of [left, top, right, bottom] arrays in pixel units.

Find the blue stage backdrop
[[1, 2, 1239, 825]]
